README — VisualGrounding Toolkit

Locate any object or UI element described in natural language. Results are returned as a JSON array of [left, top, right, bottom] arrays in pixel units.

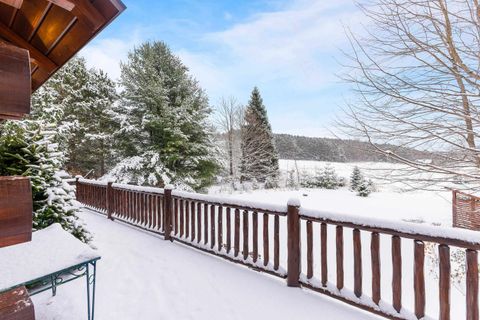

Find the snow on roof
[[0, 224, 100, 290]]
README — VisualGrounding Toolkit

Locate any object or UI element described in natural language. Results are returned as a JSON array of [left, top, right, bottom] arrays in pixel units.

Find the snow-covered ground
[[33, 209, 382, 320], [33, 160, 462, 319], [212, 160, 453, 227]]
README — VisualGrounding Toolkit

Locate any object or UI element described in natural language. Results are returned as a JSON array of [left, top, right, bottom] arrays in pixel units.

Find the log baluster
[[414, 240, 425, 319], [185, 200, 190, 239], [274, 215, 279, 271], [336, 226, 344, 291], [179, 199, 184, 238], [392, 236, 402, 314], [263, 213, 269, 267], [197, 202, 202, 243], [211, 205, 216, 249], [218, 206, 223, 251], [438, 244, 450, 320], [243, 210, 249, 260], [353, 228, 362, 298], [234, 208, 240, 257], [371, 232, 381, 305], [306, 220, 313, 279], [226, 208, 231, 253], [252, 211, 258, 262], [466, 249, 479, 320], [321, 223, 328, 287], [204, 203, 209, 245], [191, 201, 196, 242]]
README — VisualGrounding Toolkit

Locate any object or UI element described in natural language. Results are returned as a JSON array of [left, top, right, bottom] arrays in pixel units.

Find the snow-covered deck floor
[[33, 209, 382, 319]]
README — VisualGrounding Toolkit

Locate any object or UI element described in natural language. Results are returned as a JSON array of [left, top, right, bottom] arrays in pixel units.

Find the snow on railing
[[75, 178, 479, 320]]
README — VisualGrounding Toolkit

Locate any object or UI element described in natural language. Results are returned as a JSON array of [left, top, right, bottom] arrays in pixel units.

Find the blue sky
[[81, 0, 365, 137]]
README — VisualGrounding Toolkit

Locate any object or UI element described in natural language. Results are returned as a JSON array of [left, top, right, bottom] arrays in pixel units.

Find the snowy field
[[212, 160, 453, 227], [32, 210, 382, 320]]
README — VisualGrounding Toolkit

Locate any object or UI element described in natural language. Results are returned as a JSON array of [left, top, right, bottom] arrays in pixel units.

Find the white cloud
[[80, 30, 143, 80], [199, 0, 365, 91]]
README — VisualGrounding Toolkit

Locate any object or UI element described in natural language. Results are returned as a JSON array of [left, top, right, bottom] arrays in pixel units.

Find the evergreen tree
[[240, 87, 279, 184], [318, 164, 340, 189], [356, 178, 373, 197], [350, 166, 364, 191], [111, 41, 218, 191], [0, 121, 90, 242], [31, 57, 119, 177]]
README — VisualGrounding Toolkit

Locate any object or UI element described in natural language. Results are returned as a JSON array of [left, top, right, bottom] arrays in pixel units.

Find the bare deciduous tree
[[340, 0, 480, 190], [215, 96, 243, 177]]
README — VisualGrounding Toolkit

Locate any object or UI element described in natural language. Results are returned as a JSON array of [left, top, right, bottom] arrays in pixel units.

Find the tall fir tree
[[31, 56, 119, 177], [240, 87, 279, 184], [350, 166, 364, 191], [0, 121, 90, 242], [110, 41, 218, 191]]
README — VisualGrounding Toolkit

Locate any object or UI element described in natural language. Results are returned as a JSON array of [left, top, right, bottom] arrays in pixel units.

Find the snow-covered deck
[[33, 209, 382, 319]]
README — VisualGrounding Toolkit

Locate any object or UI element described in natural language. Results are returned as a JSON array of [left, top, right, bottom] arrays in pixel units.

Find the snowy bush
[[264, 176, 279, 189], [0, 121, 90, 243], [356, 179, 374, 197], [301, 165, 343, 189]]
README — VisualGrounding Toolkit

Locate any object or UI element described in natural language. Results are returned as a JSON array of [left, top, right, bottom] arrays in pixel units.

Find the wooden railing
[[76, 178, 480, 320], [453, 190, 480, 231]]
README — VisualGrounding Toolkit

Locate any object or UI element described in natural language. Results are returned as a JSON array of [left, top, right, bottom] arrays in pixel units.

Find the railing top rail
[[172, 190, 287, 216], [453, 189, 480, 201], [301, 207, 480, 249], [111, 183, 165, 195], [77, 178, 108, 187]]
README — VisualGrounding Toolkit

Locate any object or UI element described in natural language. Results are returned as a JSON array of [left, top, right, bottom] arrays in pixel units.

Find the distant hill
[[274, 134, 431, 162]]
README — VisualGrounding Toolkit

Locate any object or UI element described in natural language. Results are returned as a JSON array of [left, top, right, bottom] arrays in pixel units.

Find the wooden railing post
[[75, 175, 82, 201], [106, 181, 114, 221], [164, 185, 173, 241], [287, 198, 301, 287]]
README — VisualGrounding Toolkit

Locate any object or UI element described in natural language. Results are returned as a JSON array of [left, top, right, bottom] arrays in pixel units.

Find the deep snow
[[32, 209, 382, 320]]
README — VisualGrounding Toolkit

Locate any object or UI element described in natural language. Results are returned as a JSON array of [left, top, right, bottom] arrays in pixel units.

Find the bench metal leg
[[86, 261, 97, 320]]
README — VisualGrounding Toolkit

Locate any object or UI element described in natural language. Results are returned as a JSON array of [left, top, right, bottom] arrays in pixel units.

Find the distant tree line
[[274, 134, 433, 163]]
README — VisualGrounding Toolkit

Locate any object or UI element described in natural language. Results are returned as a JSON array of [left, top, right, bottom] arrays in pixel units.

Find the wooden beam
[[71, 0, 104, 31], [27, 2, 53, 42], [0, 0, 22, 9], [0, 21, 57, 72], [47, 0, 75, 11]]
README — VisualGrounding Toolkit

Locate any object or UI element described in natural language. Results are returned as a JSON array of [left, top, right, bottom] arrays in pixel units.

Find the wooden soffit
[[0, 0, 125, 91]]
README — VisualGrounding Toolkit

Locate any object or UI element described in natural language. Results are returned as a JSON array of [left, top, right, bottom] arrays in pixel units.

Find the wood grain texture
[[439, 244, 450, 320], [0, 176, 32, 248], [392, 236, 402, 313], [321, 223, 327, 287], [0, 286, 35, 320], [353, 228, 362, 298], [371, 232, 381, 305], [466, 249, 479, 320], [0, 43, 30, 119], [414, 240, 425, 319]]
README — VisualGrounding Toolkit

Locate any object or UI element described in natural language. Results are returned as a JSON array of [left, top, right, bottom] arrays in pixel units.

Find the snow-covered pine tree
[[111, 41, 218, 191], [240, 87, 279, 185], [31, 56, 119, 177], [356, 178, 373, 197], [350, 166, 364, 191], [0, 121, 90, 242], [318, 164, 340, 189]]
